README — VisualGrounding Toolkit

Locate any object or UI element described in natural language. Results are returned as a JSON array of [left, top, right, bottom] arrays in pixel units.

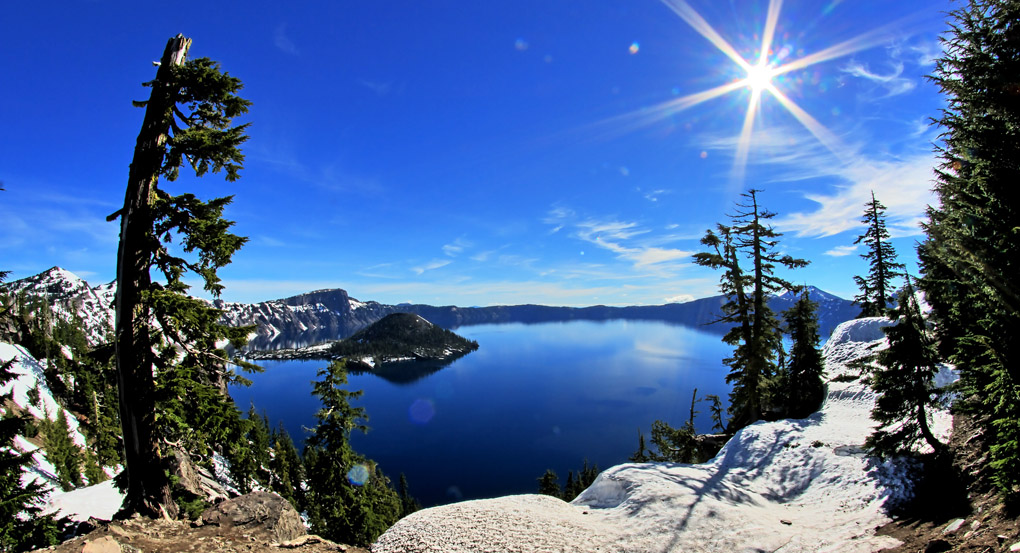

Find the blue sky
[[1, 0, 949, 306]]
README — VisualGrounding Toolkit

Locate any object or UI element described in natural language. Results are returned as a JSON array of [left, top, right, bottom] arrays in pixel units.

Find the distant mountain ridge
[[4, 268, 860, 350]]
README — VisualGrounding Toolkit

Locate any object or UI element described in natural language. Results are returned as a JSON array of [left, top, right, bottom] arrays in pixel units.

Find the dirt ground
[[876, 411, 1020, 553], [32, 516, 371, 553]]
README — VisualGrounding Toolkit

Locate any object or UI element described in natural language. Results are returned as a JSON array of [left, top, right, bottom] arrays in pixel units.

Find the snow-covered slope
[[373, 317, 951, 553], [0, 343, 92, 488], [4, 267, 116, 346]]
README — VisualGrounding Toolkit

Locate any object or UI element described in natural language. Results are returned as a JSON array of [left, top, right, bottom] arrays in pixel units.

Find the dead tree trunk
[[113, 34, 191, 519]]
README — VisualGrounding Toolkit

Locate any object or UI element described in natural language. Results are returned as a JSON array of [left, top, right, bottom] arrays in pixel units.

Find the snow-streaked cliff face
[[372, 317, 954, 553], [5, 267, 116, 346], [5, 268, 387, 351], [0, 342, 95, 492]]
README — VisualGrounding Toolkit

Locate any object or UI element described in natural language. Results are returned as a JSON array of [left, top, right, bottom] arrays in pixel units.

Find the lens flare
[[409, 398, 436, 425], [347, 464, 370, 486], [629, 41, 640, 54]]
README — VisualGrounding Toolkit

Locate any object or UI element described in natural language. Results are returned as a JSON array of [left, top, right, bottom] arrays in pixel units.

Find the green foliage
[[9, 299, 123, 473], [704, 394, 726, 433], [852, 191, 905, 318], [304, 360, 401, 546], [648, 420, 701, 464], [227, 405, 272, 493], [328, 313, 479, 362], [628, 430, 651, 462], [42, 408, 84, 491], [397, 473, 421, 517], [537, 469, 562, 498], [866, 282, 947, 457], [918, 0, 1020, 498], [0, 358, 62, 552], [111, 35, 257, 516], [693, 189, 808, 430], [562, 460, 599, 502], [269, 424, 305, 511], [779, 290, 826, 418]]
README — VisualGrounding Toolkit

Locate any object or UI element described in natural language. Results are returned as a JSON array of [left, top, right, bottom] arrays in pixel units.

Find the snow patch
[[42, 479, 124, 522]]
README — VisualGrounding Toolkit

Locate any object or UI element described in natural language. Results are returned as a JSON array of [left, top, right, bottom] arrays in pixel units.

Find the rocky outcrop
[[200, 491, 305, 543]]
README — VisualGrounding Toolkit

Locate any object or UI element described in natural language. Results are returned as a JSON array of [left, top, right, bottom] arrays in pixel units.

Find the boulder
[[200, 491, 305, 543]]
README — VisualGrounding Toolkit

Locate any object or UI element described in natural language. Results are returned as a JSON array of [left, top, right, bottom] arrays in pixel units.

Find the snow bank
[[374, 317, 943, 553], [42, 479, 124, 522]]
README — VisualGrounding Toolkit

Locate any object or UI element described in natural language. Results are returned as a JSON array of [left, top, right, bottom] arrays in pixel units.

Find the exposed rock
[[167, 448, 231, 505], [80, 536, 121, 553], [941, 518, 965, 534], [200, 491, 305, 543]]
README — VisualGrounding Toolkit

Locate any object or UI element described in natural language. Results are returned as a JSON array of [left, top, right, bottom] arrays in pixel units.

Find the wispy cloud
[[274, 23, 299, 55], [775, 152, 937, 238], [841, 60, 916, 97], [910, 40, 942, 67], [824, 245, 859, 257], [641, 188, 670, 202], [442, 237, 471, 257], [412, 259, 451, 275], [357, 79, 392, 96], [545, 210, 694, 273]]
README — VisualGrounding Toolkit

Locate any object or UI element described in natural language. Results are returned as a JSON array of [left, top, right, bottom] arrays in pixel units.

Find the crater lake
[[229, 319, 732, 506]]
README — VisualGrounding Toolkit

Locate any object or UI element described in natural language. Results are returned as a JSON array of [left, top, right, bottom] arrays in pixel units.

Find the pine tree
[[704, 394, 726, 433], [561, 459, 599, 501], [304, 360, 401, 546], [537, 469, 562, 497], [43, 408, 84, 491], [780, 290, 826, 418], [397, 473, 421, 517], [269, 424, 305, 511], [694, 189, 808, 429], [853, 191, 905, 317], [918, 0, 1020, 497], [109, 34, 256, 517], [0, 358, 61, 551], [628, 430, 651, 462], [866, 281, 947, 457]]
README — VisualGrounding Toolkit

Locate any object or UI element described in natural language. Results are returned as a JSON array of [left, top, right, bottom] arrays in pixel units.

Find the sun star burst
[[593, 0, 909, 186]]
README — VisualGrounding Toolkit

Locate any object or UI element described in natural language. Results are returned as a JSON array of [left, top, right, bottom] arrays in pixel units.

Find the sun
[[744, 62, 775, 94]]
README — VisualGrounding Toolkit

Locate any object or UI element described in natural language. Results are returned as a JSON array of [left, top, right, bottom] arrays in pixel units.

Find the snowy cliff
[[372, 317, 953, 553]]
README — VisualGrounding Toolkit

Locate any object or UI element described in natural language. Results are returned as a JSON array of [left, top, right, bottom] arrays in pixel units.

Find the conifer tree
[[44, 408, 84, 491], [109, 34, 256, 517], [866, 281, 946, 457], [304, 360, 401, 546], [537, 469, 562, 497], [628, 430, 651, 462], [0, 357, 61, 551], [561, 459, 599, 501], [397, 473, 421, 517], [853, 191, 905, 317], [694, 189, 808, 429], [704, 394, 726, 433], [780, 290, 826, 418], [270, 424, 305, 511], [919, 0, 1020, 497]]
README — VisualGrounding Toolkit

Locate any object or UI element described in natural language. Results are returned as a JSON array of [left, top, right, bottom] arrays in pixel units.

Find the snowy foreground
[[373, 317, 954, 553]]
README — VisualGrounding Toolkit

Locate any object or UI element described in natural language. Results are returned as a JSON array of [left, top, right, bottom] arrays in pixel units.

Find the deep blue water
[[229, 320, 732, 506]]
